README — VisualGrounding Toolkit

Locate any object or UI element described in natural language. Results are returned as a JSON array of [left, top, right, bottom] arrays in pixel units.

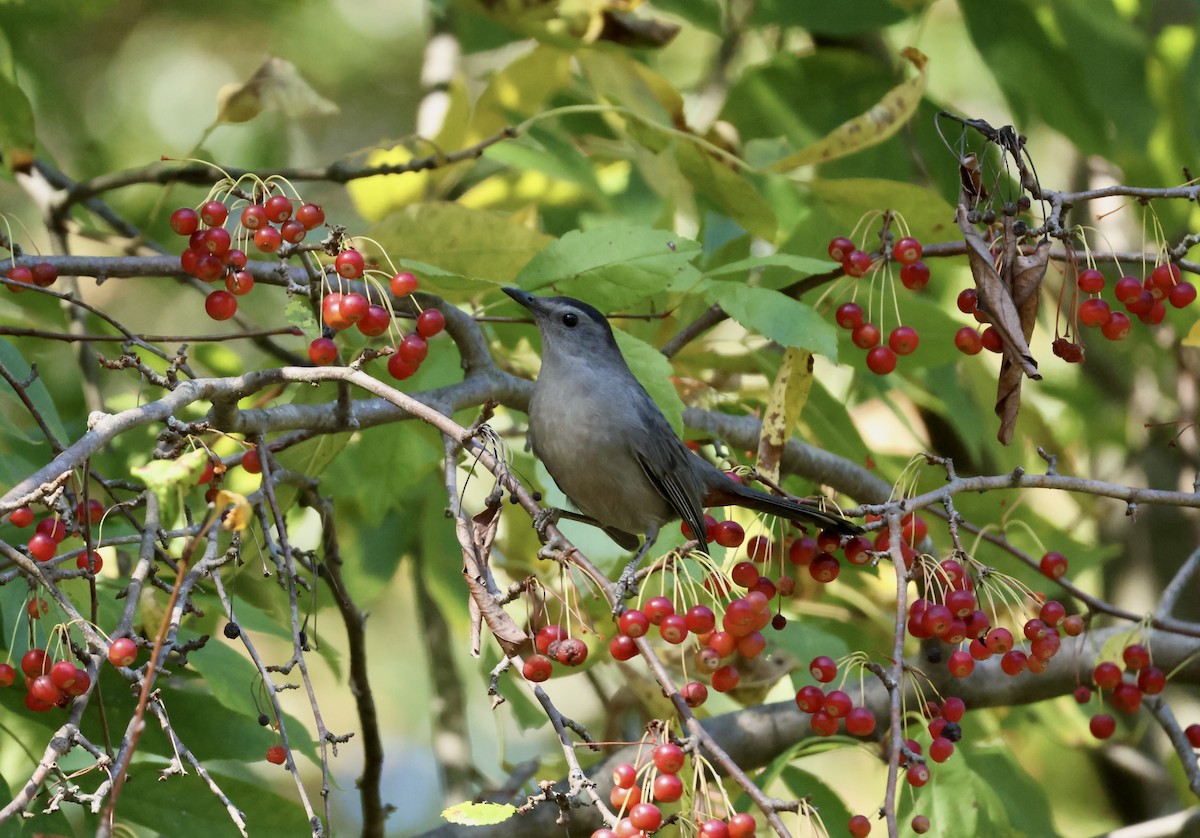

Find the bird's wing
[[633, 408, 709, 549]]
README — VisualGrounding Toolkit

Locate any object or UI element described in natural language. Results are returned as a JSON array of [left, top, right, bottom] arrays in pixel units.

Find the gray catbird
[[504, 288, 860, 587]]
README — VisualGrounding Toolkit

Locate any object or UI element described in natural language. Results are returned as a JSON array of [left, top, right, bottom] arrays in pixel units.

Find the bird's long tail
[[726, 482, 862, 535]]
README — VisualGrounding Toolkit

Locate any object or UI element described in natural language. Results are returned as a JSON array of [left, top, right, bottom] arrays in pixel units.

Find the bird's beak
[[503, 286, 536, 311]]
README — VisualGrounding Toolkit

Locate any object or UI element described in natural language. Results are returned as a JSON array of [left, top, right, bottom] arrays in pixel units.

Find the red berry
[[851, 322, 880, 349], [659, 613, 689, 644], [644, 596, 675, 626], [980, 326, 1003, 353], [308, 338, 338, 366], [809, 655, 837, 683], [521, 654, 553, 682], [809, 554, 841, 582], [609, 635, 638, 661], [322, 293, 352, 331], [900, 260, 931, 290], [948, 650, 974, 678], [296, 203, 325, 230], [1114, 275, 1142, 302], [338, 293, 369, 325], [681, 681, 708, 707], [888, 326, 919, 355], [9, 507, 33, 528], [200, 200, 228, 227], [1151, 262, 1181, 289], [612, 762, 636, 788], [684, 605, 716, 634], [828, 236, 855, 262], [555, 637, 588, 666], [77, 551, 103, 572], [985, 627, 1014, 654], [266, 744, 287, 765], [1078, 298, 1111, 327], [1039, 600, 1066, 626], [335, 250, 365, 279], [0, 663, 14, 687], [50, 660, 78, 691], [711, 664, 740, 692], [929, 736, 955, 763], [1040, 551, 1068, 579], [652, 772, 683, 802], [795, 685, 824, 713], [223, 270, 253, 296], [280, 220, 307, 244], [1000, 649, 1027, 676], [242, 449, 262, 474], [823, 689, 852, 718], [653, 742, 685, 773], [357, 305, 391, 337], [1122, 643, 1150, 672], [843, 250, 872, 277], [398, 333, 429, 364], [390, 272, 418, 295], [21, 649, 49, 678], [788, 536, 818, 565], [28, 533, 55, 562], [108, 637, 138, 667], [34, 514, 65, 540], [205, 290, 238, 321], [170, 207, 200, 236], [240, 205, 268, 230], [957, 288, 979, 313], [714, 519, 745, 548], [1093, 661, 1122, 690], [849, 814, 872, 837], [203, 228, 233, 256], [843, 535, 871, 565], [845, 706, 876, 736], [1062, 614, 1085, 636], [1138, 666, 1165, 695], [609, 784, 641, 809], [835, 302, 864, 330], [264, 194, 293, 224], [618, 609, 650, 638], [1077, 268, 1105, 293], [253, 226, 283, 253], [386, 354, 419, 381], [1089, 713, 1116, 739], [865, 346, 897, 375], [1101, 311, 1131, 341], [31, 262, 58, 287], [745, 535, 773, 562], [29, 674, 64, 706], [5, 265, 32, 289], [1186, 724, 1200, 748], [1169, 281, 1196, 308], [912, 815, 931, 834], [1125, 289, 1154, 315], [906, 763, 931, 787], [893, 236, 922, 265], [416, 309, 446, 338], [728, 813, 757, 838], [954, 327, 983, 355]]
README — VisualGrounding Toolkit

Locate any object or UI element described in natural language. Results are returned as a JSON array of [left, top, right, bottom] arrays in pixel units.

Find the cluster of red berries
[[521, 624, 590, 682], [828, 234, 929, 376], [595, 741, 758, 838], [0, 637, 137, 713], [3, 260, 58, 293], [314, 265, 446, 382], [11, 503, 106, 572], [1078, 642, 1169, 740], [169, 196, 326, 322], [1076, 263, 1195, 337], [794, 655, 877, 738]]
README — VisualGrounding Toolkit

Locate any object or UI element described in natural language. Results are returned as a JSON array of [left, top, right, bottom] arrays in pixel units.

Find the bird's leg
[[613, 528, 659, 609], [532, 507, 601, 539]]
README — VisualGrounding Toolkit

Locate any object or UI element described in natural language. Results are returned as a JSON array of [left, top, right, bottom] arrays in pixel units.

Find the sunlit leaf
[[441, 801, 517, 826], [704, 282, 838, 360], [216, 56, 338, 124], [769, 48, 928, 171]]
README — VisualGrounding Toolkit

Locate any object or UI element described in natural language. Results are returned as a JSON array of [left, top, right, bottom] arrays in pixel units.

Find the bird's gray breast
[[528, 364, 674, 535]]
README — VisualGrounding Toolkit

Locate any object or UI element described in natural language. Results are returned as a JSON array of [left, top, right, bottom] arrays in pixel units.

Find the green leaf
[[752, 0, 911, 34], [0, 337, 69, 443], [514, 224, 700, 311], [131, 448, 208, 528], [368, 203, 553, 285], [704, 282, 838, 360], [704, 253, 836, 280], [284, 296, 320, 340], [613, 329, 685, 435], [0, 72, 34, 171], [119, 765, 311, 837], [805, 179, 957, 246], [442, 801, 517, 825], [675, 143, 777, 239], [398, 259, 498, 295]]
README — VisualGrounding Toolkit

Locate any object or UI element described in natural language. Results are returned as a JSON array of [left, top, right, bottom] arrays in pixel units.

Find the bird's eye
[[562, 313, 578, 327]]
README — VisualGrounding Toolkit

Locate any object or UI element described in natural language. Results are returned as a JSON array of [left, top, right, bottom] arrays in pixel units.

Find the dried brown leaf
[[458, 503, 527, 658], [995, 236, 1051, 444]]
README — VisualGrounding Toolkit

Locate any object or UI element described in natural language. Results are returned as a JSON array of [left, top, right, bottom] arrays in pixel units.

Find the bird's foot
[[612, 560, 642, 613], [532, 507, 561, 539]]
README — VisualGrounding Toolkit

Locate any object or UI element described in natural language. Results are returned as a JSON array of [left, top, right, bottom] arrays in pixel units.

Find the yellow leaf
[[346, 145, 432, 221], [756, 348, 813, 483], [441, 801, 517, 826], [471, 45, 572, 141], [769, 48, 928, 172], [215, 490, 252, 532], [1183, 318, 1200, 347]]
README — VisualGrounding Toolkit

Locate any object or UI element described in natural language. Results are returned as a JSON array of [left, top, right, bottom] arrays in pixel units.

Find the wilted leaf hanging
[[216, 56, 338, 124]]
